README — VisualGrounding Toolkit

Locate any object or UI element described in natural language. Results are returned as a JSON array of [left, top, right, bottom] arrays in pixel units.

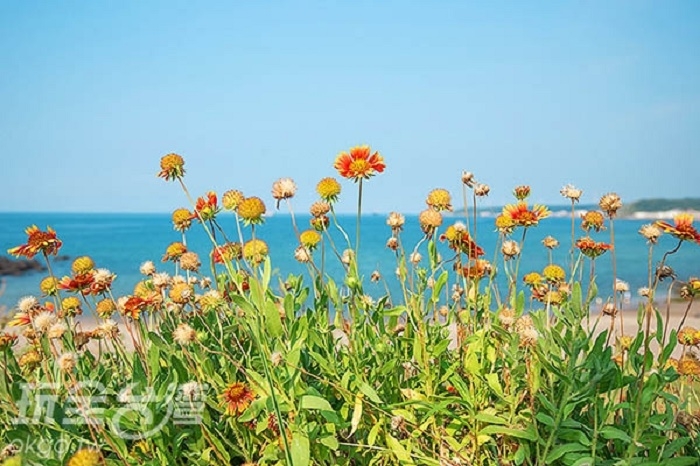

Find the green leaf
[[358, 382, 382, 404], [300, 395, 333, 412], [599, 426, 632, 443], [368, 420, 382, 446], [264, 299, 283, 338], [386, 433, 415, 464], [545, 443, 588, 463], [349, 393, 363, 437], [290, 430, 310, 466], [479, 425, 537, 441], [430, 271, 448, 303]]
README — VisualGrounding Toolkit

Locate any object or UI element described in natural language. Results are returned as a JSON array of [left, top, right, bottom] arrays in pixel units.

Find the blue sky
[[1, 1, 698, 214]]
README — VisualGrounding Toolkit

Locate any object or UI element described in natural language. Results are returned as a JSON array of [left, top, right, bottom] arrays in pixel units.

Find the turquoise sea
[[1, 212, 699, 311]]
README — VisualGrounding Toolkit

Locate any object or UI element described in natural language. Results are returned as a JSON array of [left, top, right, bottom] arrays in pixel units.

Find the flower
[[17, 296, 39, 314], [599, 193, 622, 218], [498, 308, 515, 327], [581, 211, 606, 232], [61, 296, 83, 317], [461, 171, 476, 187], [95, 299, 116, 318], [542, 264, 566, 283], [513, 185, 531, 201], [96, 320, 119, 339], [370, 270, 381, 282], [426, 189, 453, 212], [222, 190, 245, 211], [171, 208, 193, 232], [7, 225, 63, 259], [198, 290, 224, 313], [173, 323, 197, 345], [18, 349, 42, 370], [614, 279, 629, 293], [271, 178, 297, 207], [418, 209, 443, 235], [495, 215, 515, 235], [575, 237, 612, 258], [678, 327, 700, 346], [310, 215, 329, 231], [71, 256, 95, 275], [501, 202, 550, 228], [169, 283, 193, 305], [91, 269, 115, 294], [409, 252, 422, 265], [341, 249, 354, 265], [440, 224, 484, 258], [66, 448, 103, 466], [237, 197, 267, 225], [193, 191, 220, 222], [542, 236, 559, 249], [58, 272, 96, 295], [8, 312, 31, 327], [334, 145, 385, 181], [162, 242, 187, 262], [316, 177, 342, 202], [523, 272, 543, 286], [243, 239, 269, 265], [294, 246, 311, 263], [299, 230, 321, 250], [57, 352, 77, 373], [387, 212, 405, 233], [310, 201, 331, 218], [638, 224, 662, 244], [220, 382, 256, 416], [458, 259, 492, 279], [47, 322, 67, 339], [501, 240, 520, 259], [140, 261, 156, 276], [474, 183, 490, 197], [33, 311, 55, 332], [212, 242, 243, 264], [39, 276, 59, 296], [560, 184, 583, 202], [386, 237, 399, 250], [179, 252, 201, 272], [655, 213, 700, 245], [120, 296, 148, 319]]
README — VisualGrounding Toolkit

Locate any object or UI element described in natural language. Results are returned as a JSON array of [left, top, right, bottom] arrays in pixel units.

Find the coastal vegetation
[[1, 149, 700, 465]]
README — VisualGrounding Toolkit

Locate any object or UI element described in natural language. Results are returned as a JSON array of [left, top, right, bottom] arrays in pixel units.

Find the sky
[[0, 1, 699, 214]]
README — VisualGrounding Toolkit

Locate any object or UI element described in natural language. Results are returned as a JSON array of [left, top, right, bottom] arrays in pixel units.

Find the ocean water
[[1, 212, 699, 311]]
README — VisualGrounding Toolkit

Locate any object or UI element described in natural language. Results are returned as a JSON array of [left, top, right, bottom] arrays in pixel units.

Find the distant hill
[[619, 198, 700, 216]]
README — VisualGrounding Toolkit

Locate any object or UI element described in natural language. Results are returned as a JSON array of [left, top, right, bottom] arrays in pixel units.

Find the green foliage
[[1, 159, 699, 465]]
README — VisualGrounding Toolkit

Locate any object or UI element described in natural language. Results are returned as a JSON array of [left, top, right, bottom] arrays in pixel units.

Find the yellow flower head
[[222, 190, 245, 211], [495, 214, 516, 235], [96, 298, 116, 318], [418, 209, 443, 235], [243, 239, 269, 265], [39, 276, 59, 296], [426, 188, 453, 212], [237, 197, 267, 225], [169, 283, 193, 305], [162, 242, 187, 262], [678, 327, 700, 346], [61, 296, 83, 317], [542, 290, 563, 306], [158, 153, 185, 181], [71, 256, 95, 275], [581, 211, 606, 233], [523, 272, 543, 286], [67, 448, 103, 466], [299, 230, 322, 251], [172, 208, 193, 232], [542, 264, 566, 283], [316, 177, 342, 203]]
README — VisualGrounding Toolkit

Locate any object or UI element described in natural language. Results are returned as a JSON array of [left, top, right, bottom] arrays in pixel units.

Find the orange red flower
[[655, 213, 700, 245], [334, 145, 385, 181], [7, 225, 63, 259], [440, 225, 484, 258], [501, 203, 550, 228], [220, 382, 256, 416], [575, 237, 612, 258], [192, 191, 220, 222]]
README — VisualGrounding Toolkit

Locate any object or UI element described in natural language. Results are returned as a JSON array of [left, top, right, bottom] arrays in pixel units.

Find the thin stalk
[[356, 178, 363, 260]]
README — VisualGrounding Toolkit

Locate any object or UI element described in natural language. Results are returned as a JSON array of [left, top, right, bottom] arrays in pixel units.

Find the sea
[[1, 212, 699, 312]]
